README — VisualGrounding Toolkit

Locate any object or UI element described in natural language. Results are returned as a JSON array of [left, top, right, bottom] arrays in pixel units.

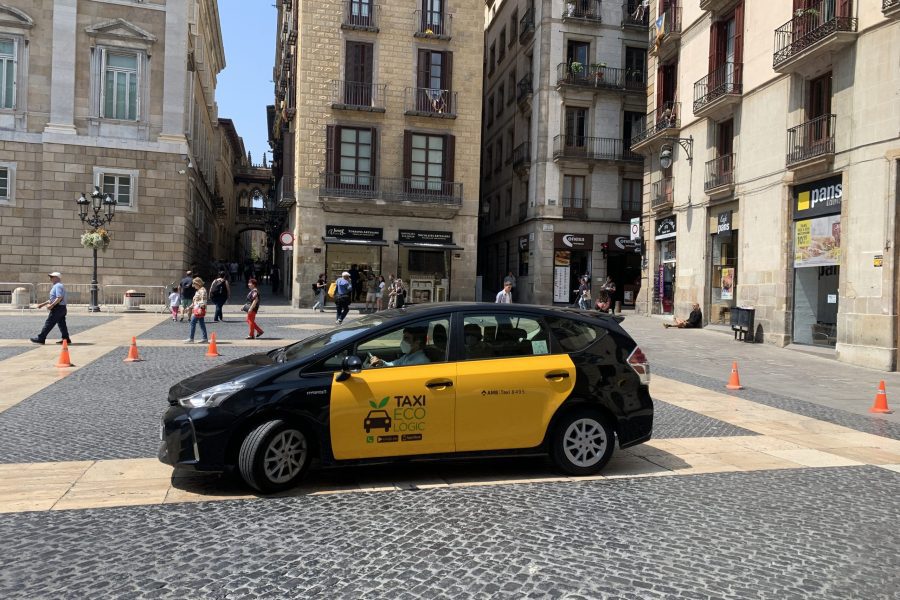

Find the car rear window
[[545, 316, 605, 353]]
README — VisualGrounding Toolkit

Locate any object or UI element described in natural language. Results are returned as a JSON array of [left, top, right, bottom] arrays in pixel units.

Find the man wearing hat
[[30, 272, 71, 345], [334, 271, 353, 325]]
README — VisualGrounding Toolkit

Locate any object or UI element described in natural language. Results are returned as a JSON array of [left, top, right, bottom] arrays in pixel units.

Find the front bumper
[[158, 405, 231, 472]]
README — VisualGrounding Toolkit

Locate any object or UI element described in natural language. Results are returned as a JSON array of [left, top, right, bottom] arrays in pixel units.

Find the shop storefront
[[605, 235, 642, 307], [709, 206, 739, 324], [323, 224, 386, 283], [654, 216, 676, 314], [552, 233, 593, 305], [395, 230, 462, 303], [791, 175, 843, 347]]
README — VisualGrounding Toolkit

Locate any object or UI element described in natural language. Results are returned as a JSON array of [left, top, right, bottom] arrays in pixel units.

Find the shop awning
[[394, 241, 464, 250], [322, 237, 390, 246]]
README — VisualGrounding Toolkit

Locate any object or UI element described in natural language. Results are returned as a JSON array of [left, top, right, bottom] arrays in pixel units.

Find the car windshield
[[276, 314, 388, 362]]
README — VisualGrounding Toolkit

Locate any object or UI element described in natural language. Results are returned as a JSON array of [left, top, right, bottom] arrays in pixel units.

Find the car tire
[[550, 410, 615, 476], [238, 420, 311, 493]]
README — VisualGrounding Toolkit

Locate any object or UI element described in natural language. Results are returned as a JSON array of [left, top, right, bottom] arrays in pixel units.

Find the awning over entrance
[[394, 241, 464, 250], [322, 237, 389, 246]]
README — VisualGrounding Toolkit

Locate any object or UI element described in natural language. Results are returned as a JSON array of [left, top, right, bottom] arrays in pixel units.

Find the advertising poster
[[721, 267, 734, 301], [794, 215, 841, 267], [554, 266, 570, 303]]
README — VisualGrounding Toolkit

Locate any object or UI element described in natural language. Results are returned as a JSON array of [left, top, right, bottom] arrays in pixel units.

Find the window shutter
[[326, 125, 336, 173], [708, 22, 718, 74], [403, 130, 412, 180], [98, 48, 107, 118], [417, 49, 429, 88], [837, 0, 851, 18], [370, 127, 377, 178], [443, 51, 453, 92], [445, 134, 455, 183], [656, 64, 664, 110], [733, 2, 744, 69]]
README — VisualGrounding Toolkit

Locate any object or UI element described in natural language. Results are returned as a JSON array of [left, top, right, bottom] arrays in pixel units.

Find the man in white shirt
[[369, 326, 430, 367], [495, 281, 513, 304]]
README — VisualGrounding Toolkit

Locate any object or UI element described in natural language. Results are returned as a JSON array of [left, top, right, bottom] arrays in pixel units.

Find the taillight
[[627, 346, 650, 384]]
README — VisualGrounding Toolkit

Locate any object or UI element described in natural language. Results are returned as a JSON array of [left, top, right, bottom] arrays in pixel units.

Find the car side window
[[357, 317, 450, 368], [462, 314, 549, 360], [545, 316, 605, 353], [303, 346, 351, 374]]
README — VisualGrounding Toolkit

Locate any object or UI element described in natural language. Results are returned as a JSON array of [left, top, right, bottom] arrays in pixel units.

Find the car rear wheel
[[238, 420, 311, 493], [550, 410, 614, 476]]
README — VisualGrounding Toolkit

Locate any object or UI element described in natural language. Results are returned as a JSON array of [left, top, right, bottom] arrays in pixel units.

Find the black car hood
[[168, 351, 277, 401]]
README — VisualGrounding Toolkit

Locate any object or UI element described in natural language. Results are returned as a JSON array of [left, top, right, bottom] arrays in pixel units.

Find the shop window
[[518, 244, 529, 276], [462, 315, 549, 360], [408, 250, 444, 274], [710, 230, 738, 323]]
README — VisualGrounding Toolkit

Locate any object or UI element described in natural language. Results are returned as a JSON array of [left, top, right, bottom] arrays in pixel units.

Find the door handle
[[425, 379, 454, 389], [545, 371, 570, 381]]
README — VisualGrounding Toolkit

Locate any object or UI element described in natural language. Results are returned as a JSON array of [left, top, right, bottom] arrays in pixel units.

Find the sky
[[216, 1, 278, 165]]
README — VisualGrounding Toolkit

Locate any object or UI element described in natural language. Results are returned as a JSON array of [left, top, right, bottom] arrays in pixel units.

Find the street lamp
[[76, 186, 116, 312]]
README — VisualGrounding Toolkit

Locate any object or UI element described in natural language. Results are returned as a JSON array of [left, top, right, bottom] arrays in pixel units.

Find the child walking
[[168, 286, 181, 321]]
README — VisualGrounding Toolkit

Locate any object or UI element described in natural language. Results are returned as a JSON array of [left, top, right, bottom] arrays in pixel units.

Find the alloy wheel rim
[[563, 418, 607, 468], [263, 429, 307, 483]]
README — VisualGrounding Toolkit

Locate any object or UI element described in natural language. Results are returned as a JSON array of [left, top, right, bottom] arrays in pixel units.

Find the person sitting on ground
[[369, 326, 430, 367], [664, 303, 703, 329]]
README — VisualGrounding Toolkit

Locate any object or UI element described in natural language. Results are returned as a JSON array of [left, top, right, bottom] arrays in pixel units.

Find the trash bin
[[124, 290, 144, 311], [11, 287, 30, 309], [730, 306, 755, 342]]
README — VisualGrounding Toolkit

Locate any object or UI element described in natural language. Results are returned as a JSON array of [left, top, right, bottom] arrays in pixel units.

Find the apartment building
[[283, 0, 483, 306], [633, 0, 900, 370], [0, 0, 242, 289], [479, 0, 649, 306]]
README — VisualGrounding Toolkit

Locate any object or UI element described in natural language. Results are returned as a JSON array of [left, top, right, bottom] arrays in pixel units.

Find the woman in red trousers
[[245, 278, 264, 339]]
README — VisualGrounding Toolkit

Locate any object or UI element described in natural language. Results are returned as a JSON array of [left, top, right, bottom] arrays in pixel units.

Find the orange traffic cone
[[124, 336, 142, 362], [869, 380, 893, 414], [205, 333, 220, 357], [55, 340, 73, 368], [725, 361, 743, 390]]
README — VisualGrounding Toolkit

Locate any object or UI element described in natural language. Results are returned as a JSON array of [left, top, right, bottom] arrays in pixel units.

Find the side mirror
[[336, 355, 362, 382]]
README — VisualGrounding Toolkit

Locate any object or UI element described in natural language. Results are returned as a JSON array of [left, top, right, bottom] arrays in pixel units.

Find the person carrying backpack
[[209, 271, 231, 322], [178, 270, 196, 322]]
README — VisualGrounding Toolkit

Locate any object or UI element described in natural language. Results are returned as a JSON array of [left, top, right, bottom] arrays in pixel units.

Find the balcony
[[319, 173, 463, 217], [704, 153, 735, 195], [414, 10, 452, 40], [630, 102, 680, 151], [772, 1, 858, 74], [404, 87, 457, 118], [556, 63, 646, 94], [886, 0, 900, 18], [512, 142, 531, 173], [341, 1, 378, 32], [553, 135, 642, 163], [693, 62, 743, 119], [699, 0, 741, 11], [561, 197, 588, 219], [562, 0, 602, 23], [651, 5, 682, 61], [651, 177, 674, 211], [623, 0, 649, 28], [516, 73, 533, 110], [331, 80, 386, 112], [519, 7, 536, 43], [786, 114, 835, 168]]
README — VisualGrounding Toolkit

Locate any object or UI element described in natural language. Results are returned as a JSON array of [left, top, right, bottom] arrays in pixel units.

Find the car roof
[[382, 302, 625, 324]]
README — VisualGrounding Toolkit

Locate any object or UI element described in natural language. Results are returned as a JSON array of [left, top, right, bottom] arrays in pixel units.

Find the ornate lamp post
[[76, 186, 116, 312]]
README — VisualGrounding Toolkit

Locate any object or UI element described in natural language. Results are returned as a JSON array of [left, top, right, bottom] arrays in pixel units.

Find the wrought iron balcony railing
[[342, 1, 377, 30], [651, 177, 674, 210], [331, 80, 386, 111], [786, 114, 835, 167], [885, 0, 900, 11], [519, 7, 535, 42], [554, 135, 642, 162], [561, 197, 587, 219], [405, 87, 457, 117], [319, 173, 463, 206], [623, 0, 650, 27], [563, 0, 602, 22], [693, 62, 743, 113], [630, 101, 680, 147], [414, 9, 452, 39], [517, 73, 533, 103], [512, 142, 531, 168], [705, 153, 735, 192], [557, 63, 646, 92], [773, 0, 858, 69]]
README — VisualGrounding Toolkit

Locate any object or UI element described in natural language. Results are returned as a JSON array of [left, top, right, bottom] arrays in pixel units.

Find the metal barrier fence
[[0, 282, 36, 309], [103, 285, 168, 313], [36, 283, 97, 308]]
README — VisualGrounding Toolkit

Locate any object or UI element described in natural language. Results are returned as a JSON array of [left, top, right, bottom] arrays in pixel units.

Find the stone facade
[[479, 0, 647, 306], [634, 0, 900, 370], [285, 0, 483, 306], [0, 0, 244, 292]]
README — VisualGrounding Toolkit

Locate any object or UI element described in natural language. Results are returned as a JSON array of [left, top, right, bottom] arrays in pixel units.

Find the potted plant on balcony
[[569, 61, 584, 74]]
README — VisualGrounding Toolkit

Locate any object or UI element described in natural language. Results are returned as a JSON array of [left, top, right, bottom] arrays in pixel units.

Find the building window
[[489, 43, 496, 75], [326, 125, 376, 188], [497, 84, 504, 115], [510, 11, 519, 44], [344, 41, 374, 106], [563, 175, 585, 202], [0, 163, 14, 204], [565, 107, 587, 148], [0, 38, 17, 110], [487, 95, 495, 125], [505, 188, 512, 215], [498, 29, 507, 61], [102, 51, 140, 120], [405, 131, 455, 191], [507, 71, 516, 104], [421, 0, 446, 34], [94, 167, 139, 210], [621, 178, 641, 213]]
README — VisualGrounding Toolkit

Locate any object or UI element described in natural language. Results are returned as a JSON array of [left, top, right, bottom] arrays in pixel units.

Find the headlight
[[178, 382, 246, 408]]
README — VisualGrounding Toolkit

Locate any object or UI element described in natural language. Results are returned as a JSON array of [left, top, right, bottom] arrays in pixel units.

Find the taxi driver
[[369, 326, 430, 367]]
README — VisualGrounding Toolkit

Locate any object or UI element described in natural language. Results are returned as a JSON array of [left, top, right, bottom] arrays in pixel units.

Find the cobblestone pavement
[[0, 346, 32, 361], [137, 315, 333, 341], [0, 466, 896, 599], [650, 399, 755, 439], [0, 314, 117, 339]]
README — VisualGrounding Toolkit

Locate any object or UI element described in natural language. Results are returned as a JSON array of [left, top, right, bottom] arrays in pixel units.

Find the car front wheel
[[550, 410, 614, 476], [238, 420, 311, 493]]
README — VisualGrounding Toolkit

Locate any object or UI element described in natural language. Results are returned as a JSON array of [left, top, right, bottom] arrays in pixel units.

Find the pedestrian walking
[[30, 272, 71, 345], [311, 273, 326, 312], [503, 271, 517, 299], [495, 281, 513, 304], [394, 278, 407, 309], [334, 271, 352, 325], [245, 278, 264, 339], [178, 270, 195, 322], [184, 277, 209, 343], [270, 265, 281, 295], [229, 261, 238, 283], [577, 277, 591, 310], [365, 273, 378, 312], [168, 286, 181, 321], [376, 275, 386, 311], [209, 271, 231, 322]]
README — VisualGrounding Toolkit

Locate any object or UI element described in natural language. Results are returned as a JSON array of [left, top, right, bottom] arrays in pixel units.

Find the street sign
[[630, 218, 640, 240], [278, 231, 294, 246]]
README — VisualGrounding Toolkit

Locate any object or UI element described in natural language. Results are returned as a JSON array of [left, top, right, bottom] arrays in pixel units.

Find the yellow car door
[[330, 365, 456, 460]]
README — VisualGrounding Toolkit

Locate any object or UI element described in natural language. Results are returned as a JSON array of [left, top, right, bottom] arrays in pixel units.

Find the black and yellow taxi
[[159, 303, 652, 492]]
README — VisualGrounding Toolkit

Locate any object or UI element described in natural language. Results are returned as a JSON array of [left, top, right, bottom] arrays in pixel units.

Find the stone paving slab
[[0, 314, 118, 340], [136, 316, 333, 341], [0, 346, 32, 361], [0, 465, 896, 599]]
